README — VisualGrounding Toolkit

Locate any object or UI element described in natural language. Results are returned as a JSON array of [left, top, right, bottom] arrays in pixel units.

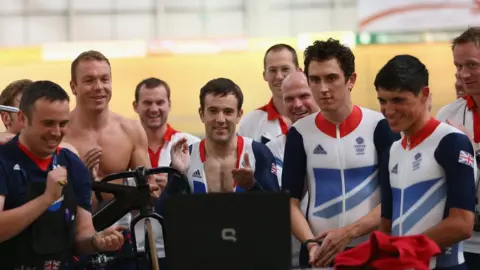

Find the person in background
[[0, 79, 32, 135], [0, 79, 79, 154], [132, 77, 200, 268], [238, 44, 301, 144], [436, 27, 480, 270], [377, 54, 476, 270], [266, 71, 318, 267]]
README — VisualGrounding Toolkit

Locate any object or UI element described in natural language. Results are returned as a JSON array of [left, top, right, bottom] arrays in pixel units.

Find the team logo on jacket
[[412, 153, 422, 171], [354, 137, 365, 155]]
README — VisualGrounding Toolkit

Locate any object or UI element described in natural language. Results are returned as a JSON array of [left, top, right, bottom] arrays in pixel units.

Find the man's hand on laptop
[[232, 153, 255, 189]]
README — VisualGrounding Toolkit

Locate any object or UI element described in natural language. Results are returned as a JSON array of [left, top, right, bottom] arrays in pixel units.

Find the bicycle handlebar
[[99, 166, 183, 185], [92, 166, 188, 231]]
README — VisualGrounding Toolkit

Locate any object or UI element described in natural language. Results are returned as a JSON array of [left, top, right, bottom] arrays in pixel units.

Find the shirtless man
[[0, 79, 79, 154], [63, 50, 159, 270], [169, 78, 279, 195]]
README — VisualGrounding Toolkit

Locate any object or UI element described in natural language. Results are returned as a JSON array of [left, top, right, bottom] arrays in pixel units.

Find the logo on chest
[[354, 137, 366, 156], [412, 153, 422, 171], [192, 169, 202, 179]]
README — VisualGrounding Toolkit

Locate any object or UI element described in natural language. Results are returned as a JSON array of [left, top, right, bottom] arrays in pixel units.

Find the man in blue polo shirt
[[0, 80, 125, 269], [377, 55, 476, 270]]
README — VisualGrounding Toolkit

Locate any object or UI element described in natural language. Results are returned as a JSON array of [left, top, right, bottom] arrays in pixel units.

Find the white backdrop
[[0, 0, 356, 47]]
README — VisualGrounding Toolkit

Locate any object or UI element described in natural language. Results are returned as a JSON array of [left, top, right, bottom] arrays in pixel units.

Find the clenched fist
[[44, 166, 68, 204]]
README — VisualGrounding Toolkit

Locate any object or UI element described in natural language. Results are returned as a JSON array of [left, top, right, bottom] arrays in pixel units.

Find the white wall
[[0, 0, 357, 47]]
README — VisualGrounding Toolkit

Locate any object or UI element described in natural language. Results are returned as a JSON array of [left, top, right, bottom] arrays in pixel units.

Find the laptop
[[162, 192, 291, 270]]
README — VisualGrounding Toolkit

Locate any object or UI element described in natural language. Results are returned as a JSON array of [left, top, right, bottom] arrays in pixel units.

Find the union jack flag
[[459, 150, 474, 168], [44, 260, 61, 270], [271, 163, 277, 175]]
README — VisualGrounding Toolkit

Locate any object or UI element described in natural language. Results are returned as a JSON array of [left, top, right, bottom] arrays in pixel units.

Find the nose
[[275, 70, 284, 80], [93, 79, 103, 90], [147, 104, 159, 113], [318, 82, 329, 93], [215, 112, 226, 123], [292, 98, 303, 109], [383, 103, 396, 118], [459, 67, 471, 80], [50, 125, 62, 137]]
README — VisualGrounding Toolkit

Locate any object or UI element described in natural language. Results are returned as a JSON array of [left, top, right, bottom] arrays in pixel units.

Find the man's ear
[[421, 86, 430, 102], [70, 80, 77, 96], [132, 101, 138, 113], [17, 111, 27, 126], [347, 72, 357, 92], [0, 112, 10, 128], [198, 107, 204, 123]]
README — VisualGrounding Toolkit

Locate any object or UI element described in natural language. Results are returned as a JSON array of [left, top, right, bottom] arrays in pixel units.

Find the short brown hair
[[452, 27, 480, 49], [134, 77, 171, 103], [0, 79, 33, 107], [71, 50, 111, 83]]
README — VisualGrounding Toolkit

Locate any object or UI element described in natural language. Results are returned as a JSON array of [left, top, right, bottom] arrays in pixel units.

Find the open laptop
[[162, 192, 291, 270]]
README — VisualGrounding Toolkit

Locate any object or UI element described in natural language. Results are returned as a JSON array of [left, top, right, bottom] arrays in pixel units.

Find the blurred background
[[0, 0, 479, 137]]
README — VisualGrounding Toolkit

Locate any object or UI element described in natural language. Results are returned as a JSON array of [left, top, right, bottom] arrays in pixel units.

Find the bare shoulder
[[114, 113, 146, 143]]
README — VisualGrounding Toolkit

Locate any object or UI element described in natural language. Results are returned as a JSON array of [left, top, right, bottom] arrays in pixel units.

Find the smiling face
[[199, 93, 243, 144], [134, 85, 170, 130], [20, 98, 70, 158], [453, 42, 480, 96], [281, 72, 318, 123], [263, 49, 298, 98], [376, 87, 430, 133], [70, 59, 112, 112]]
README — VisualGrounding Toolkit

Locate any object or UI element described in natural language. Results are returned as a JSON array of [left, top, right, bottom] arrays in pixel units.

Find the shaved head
[[281, 71, 318, 123], [281, 71, 309, 92]]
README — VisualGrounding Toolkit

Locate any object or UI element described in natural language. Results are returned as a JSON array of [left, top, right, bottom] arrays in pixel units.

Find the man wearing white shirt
[[238, 44, 301, 144], [132, 77, 200, 269], [436, 27, 480, 270], [266, 71, 318, 267]]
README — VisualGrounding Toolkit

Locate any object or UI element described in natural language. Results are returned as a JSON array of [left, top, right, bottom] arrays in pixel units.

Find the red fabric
[[334, 231, 441, 270]]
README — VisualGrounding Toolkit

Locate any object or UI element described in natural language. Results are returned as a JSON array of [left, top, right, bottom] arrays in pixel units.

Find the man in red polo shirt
[[238, 44, 301, 144]]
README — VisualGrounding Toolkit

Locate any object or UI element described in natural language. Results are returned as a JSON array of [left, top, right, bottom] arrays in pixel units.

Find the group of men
[[0, 26, 480, 270]]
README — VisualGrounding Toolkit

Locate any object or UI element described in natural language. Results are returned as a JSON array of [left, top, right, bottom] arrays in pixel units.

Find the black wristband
[[302, 239, 319, 246]]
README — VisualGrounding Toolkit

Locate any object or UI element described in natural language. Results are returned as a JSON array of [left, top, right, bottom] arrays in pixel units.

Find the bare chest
[[65, 127, 134, 176], [204, 156, 238, 193]]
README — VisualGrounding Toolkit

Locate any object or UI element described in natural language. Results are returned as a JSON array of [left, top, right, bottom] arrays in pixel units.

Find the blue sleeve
[[65, 150, 92, 212], [434, 133, 477, 212], [281, 127, 307, 199], [251, 141, 280, 191], [379, 149, 393, 219], [374, 119, 401, 158]]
